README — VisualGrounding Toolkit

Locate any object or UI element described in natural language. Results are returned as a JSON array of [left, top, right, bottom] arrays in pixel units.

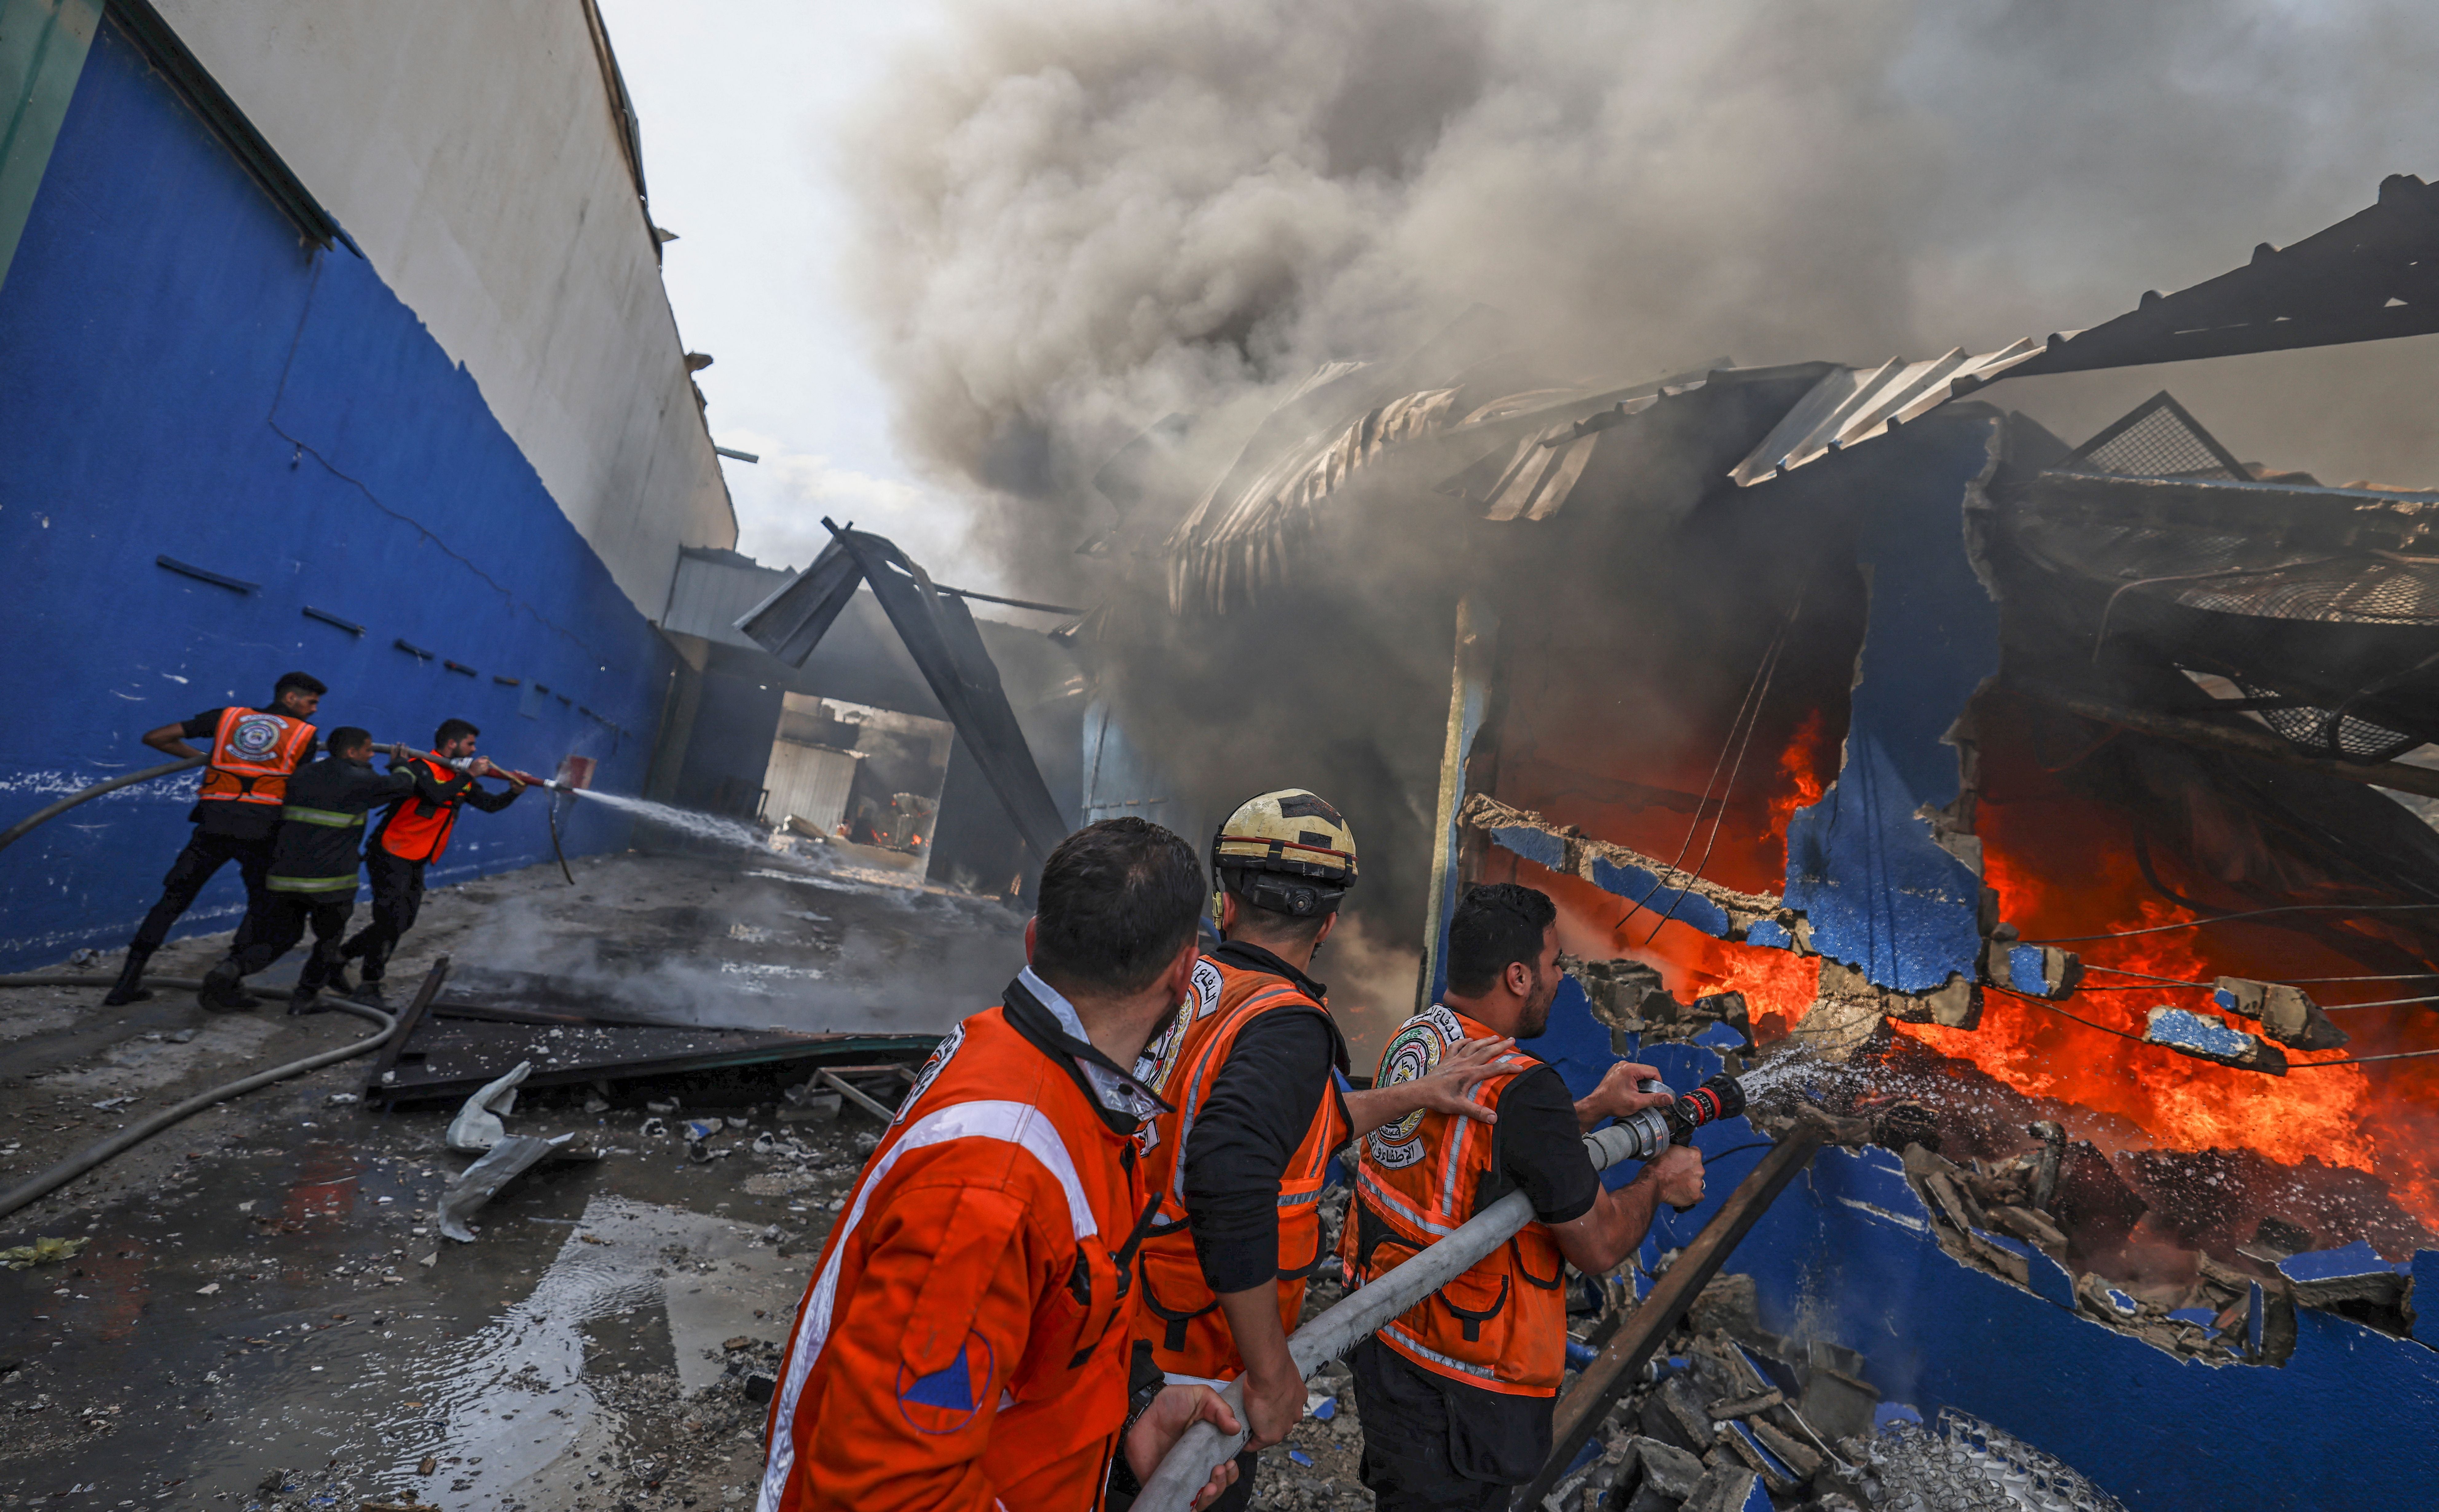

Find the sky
[[593, 0, 1009, 593]]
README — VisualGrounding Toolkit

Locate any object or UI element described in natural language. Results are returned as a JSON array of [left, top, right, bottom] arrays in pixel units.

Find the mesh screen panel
[[2063, 394, 2245, 481]]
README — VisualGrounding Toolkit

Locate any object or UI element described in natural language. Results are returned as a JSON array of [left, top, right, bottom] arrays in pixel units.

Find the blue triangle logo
[[901, 1343, 974, 1411]]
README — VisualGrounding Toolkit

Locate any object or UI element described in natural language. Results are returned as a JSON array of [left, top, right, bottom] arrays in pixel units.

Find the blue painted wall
[[0, 23, 674, 968], [1775, 417, 2000, 994], [1518, 995, 2439, 1510]]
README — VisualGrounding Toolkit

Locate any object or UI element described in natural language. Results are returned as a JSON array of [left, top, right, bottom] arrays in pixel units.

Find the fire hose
[[0, 960, 447, 1222], [1132, 1075, 1754, 1512], [0, 752, 569, 858]]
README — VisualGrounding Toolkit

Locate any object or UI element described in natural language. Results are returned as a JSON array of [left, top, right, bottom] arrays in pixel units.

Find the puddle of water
[[0, 1134, 811, 1512]]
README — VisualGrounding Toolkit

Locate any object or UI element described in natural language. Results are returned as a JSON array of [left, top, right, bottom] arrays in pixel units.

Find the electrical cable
[[1982, 983, 2149, 1042], [1637, 601, 1800, 944], [2315, 993, 2439, 1011], [2025, 902, 2439, 944], [1648, 617, 1793, 946], [2288, 1046, 2439, 1068], [1621, 630, 1778, 930], [0, 994, 399, 1221]]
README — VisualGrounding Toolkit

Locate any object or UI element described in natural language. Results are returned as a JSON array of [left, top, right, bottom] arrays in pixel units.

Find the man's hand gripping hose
[[1131, 1072, 1752, 1512]]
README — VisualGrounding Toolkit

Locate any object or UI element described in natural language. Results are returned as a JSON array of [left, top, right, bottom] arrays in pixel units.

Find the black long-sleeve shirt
[[1182, 940, 1351, 1295], [267, 755, 417, 898]]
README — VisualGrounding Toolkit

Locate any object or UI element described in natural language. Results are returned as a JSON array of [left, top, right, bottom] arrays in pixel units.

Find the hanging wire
[[2025, 902, 2439, 944], [2317, 993, 2439, 1010], [1985, 983, 2149, 1042], [2078, 964, 2213, 988], [1618, 611, 1790, 928], [2290, 1046, 2439, 1067], [1636, 598, 1802, 946]]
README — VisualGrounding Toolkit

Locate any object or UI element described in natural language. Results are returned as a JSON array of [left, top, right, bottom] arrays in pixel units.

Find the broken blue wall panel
[[2276, 1240, 2409, 1286], [1744, 919, 1795, 951], [0, 25, 668, 968], [1773, 417, 1999, 993], [1525, 986, 2439, 1507], [1586, 854, 1734, 938], [1487, 821, 1565, 873], [2417, 1252, 2439, 1348]]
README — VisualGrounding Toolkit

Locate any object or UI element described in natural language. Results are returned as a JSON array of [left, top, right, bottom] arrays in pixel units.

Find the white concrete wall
[[149, 0, 736, 616]]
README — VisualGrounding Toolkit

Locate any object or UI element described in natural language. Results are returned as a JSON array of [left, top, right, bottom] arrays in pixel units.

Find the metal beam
[[1517, 1125, 1828, 1510]]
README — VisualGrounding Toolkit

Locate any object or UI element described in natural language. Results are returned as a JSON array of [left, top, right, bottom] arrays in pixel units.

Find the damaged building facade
[[1074, 175, 2439, 1505]]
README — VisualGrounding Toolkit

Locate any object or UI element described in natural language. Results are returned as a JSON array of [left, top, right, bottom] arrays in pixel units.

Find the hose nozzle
[[1614, 1071, 1748, 1163]]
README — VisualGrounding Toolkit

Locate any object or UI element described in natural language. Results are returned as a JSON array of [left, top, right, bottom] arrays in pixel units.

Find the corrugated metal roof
[[1728, 341, 2046, 486]]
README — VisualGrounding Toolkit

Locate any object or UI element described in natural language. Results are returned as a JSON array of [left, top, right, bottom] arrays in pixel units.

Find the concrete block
[[2141, 1007, 2287, 1075], [1682, 1464, 1768, 1512], [2278, 1240, 2410, 1311], [1716, 1419, 1803, 1495], [2212, 977, 2349, 1051], [1623, 1436, 1705, 1502], [2004, 943, 2083, 999]]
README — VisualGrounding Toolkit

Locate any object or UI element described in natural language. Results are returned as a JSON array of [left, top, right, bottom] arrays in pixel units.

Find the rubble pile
[[1539, 1277, 2125, 1512]]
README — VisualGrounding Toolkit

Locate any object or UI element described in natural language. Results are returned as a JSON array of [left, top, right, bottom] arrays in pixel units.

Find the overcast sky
[[594, 0, 1008, 592]]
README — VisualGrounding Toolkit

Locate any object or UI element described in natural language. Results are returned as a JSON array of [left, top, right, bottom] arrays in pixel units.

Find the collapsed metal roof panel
[[1728, 341, 2046, 486], [1736, 175, 2439, 486]]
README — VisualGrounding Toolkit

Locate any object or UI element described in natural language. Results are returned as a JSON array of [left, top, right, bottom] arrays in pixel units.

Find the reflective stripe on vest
[[281, 806, 362, 828], [379, 755, 463, 861], [1346, 1004, 1570, 1397], [199, 708, 315, 807], [267, 873, 360, 893]]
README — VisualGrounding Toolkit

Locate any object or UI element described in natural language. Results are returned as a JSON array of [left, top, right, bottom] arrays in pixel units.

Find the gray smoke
[[840, 0, 2439, 584]]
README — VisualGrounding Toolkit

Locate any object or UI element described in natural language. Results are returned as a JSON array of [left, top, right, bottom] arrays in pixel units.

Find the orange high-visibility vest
[[375, 754, 466, 862], [1131, 952, 1351, 1383], [757, 998, 1158, 1512], [1342, 1004, 1569, 1398], [196, 707, 317, 808]]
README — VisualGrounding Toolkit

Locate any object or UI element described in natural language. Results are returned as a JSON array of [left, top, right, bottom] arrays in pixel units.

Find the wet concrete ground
[[0, 846, 1026, 1512]]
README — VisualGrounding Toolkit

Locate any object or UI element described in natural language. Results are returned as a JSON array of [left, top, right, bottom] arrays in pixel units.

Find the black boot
[[287, 984, 324, 1016], [199, 959, 258, 1011], [102, 949, 154, 1006]]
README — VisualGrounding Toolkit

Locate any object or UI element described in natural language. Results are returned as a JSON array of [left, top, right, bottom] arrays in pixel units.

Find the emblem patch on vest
[[225, 714, 286, 762], [1367, 1011, 1457, 1169], [1190, 959, 1224, 1019], [1139, 1002, 1191, 1094], [896, 1023, 964, 1123]]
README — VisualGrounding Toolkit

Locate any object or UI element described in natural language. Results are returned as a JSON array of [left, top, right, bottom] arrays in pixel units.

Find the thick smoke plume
[[835, 0, 2439, 1037], [843, 0, 2439, 585]]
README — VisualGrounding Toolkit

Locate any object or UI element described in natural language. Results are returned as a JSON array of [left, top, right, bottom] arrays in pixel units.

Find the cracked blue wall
[[0, 22, 673, 968], [1519, 994, 2439, 1510], [1777, 418, 1999, 993]]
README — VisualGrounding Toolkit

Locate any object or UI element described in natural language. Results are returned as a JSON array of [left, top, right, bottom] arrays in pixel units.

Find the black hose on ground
[[547, 787, 574, 885], [0, 755, 206, 855], [0, 993, 404, 1223]]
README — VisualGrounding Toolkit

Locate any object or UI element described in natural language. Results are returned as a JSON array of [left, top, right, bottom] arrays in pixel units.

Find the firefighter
[[1126, 790, 1514, 1512], [104, 671, 326, 1007], [337, 717, 523, 997], [200, 729, 417, 1013], [757, 817, 1240, 1512], [1343, 883, 1704, 1512]]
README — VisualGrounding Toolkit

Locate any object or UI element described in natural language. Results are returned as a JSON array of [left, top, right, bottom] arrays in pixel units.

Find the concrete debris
[[443, 1060, 534, 1152], [1854, 1408, 2125, 1512], [2141, 1006, 2288, 1075], [1996, 942, 2084, 1000], [2212, 977, 2350, 1051], [1461, 793, 1802, 945], [1818, 959, 1982, 1032]]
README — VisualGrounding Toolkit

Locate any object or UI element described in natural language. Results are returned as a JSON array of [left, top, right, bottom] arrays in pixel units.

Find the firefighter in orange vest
[[1127, 791, 1514, 1511], [1344, 883, 1703, 1512], [336, 717, 523, 997], [756, 818, 1239, 1512], [105, 671, 326, 1007]]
